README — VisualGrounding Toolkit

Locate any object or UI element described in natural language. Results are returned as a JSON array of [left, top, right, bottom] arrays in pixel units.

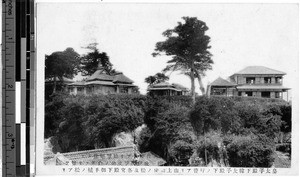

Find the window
[[87, 86, 93, 94], [245, 91, 253, 97], [275, 77, 282, 84], [246, 77, 255, 84], [261, 92, 271, 98], [212, 88, 226, 95], [264, 77, 271, 84], [120, 87, 128, 93], [238, 92, 242, 96], [275, 92, 281, 98]]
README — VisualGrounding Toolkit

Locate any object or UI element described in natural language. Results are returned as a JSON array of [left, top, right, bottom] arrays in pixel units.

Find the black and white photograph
[[35, 1, 299, 175]]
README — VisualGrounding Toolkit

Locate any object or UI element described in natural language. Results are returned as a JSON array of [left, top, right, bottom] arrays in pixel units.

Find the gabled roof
[[86, 70, 114, 81], [151, 82, 172, 88], [233, 66, 286, 75], [210, 77, 236, 86], [172, 83, 189, 91], [113, 73, 134, 83], [86, 69, 134, 84], [85, 80, 116, 86], [68, 81, 86, 86]]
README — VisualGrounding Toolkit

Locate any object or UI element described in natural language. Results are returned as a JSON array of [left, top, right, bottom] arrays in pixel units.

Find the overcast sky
[[37, 2, 299, 98]]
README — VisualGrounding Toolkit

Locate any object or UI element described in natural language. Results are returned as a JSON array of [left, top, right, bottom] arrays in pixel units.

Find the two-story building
[[208, 66, 290, 99]]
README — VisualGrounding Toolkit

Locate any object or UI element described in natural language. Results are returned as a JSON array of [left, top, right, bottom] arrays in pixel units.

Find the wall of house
[[93, 85, 116, 94], [236, 75, 283, 85]]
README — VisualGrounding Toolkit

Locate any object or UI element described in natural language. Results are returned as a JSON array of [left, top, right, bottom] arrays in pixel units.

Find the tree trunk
[[53, 76, 57, 94], [190, 64, 196, 104], [195, 70, 205, 95]]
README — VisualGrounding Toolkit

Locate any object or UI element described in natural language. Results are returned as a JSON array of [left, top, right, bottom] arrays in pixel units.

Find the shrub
[[46, 94, 146, 152], [190, 96, 241, 135], [137, 126, 152, 152], [84, 94, 145, 147], [143, 97, 193, 163], [169, 140, 194, 166], [194, 132, 222, 164], [280, 104, 292, 133], [226, 134, 274, 167]]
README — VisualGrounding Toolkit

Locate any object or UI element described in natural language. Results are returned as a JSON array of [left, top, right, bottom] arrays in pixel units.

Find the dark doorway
[[261, 92, 271, 98], [245, 91, 253, 97]]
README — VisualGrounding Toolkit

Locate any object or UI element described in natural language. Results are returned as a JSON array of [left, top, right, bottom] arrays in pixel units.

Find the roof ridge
[[233, 66, 286, 75]]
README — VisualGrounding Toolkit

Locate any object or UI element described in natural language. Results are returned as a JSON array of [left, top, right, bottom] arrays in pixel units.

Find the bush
[[190, 96, 241, 135], [84, 94, 145, 147], [169, 140, 194, 166], [194, 132, 223, 164], [226, 134, 274, 167], [143, 97, 194, 163], [137, 126, 152, 152], [280, 104, 292, 132], [276, 143, 291, 154], [46, 94, 146, 152]]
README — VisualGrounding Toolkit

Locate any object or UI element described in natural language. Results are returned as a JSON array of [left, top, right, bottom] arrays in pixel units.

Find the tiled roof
[[86, 70, 134, 84], [234, 66, 286, 75], [210, 77, 236, 86], [85, 80, 116, 86], [113, 73, 134, 83], [172, 83, 189, 91], [86, 70, 115, 81], [151, 82, 172, 87], [68, 81, 86, 86], [148, 87, 182, 91], [237, 85, 290, 90]]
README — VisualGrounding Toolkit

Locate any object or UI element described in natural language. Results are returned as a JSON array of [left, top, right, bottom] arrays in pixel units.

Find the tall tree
[[145, 72, 169, 85], [45, 47, 80, 93], [81, 43, 115, 76], [153, 17, 213, 103]]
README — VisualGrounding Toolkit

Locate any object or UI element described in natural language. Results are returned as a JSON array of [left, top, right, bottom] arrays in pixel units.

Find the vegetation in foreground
[[45, 93, 291, 167]]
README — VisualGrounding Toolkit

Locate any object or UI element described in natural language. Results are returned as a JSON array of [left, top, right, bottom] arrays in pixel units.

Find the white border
[[34, 1, 300, 176]]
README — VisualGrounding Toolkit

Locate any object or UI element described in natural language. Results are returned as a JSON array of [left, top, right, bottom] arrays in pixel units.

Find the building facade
[[147, 82, 189, 96], [208, 66, 290, 99], [206, 77, 237, 96], [67, 65, 138, 95]]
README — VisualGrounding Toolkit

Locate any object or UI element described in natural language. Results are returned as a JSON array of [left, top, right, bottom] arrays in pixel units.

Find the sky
[[37, 2, 299, 99]]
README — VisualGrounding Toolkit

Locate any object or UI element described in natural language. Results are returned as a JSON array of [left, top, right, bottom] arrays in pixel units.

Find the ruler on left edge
[[2, 0, 35, 177], [2, 0, 17, 177]]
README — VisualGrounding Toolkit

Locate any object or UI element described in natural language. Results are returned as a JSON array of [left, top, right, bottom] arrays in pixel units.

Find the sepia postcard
[[35, 1, 299, 176]]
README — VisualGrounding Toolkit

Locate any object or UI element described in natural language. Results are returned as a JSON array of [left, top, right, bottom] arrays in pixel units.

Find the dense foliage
[[45, 48, 80, 94], [144, 72, 169, 86], [80, 43, 116, 76], [45, 94, 291, 167], [45, 93, 146, 153], [141, 96, 195, 165], [226, 134, 274, 167], [190, 96, 291, 138]]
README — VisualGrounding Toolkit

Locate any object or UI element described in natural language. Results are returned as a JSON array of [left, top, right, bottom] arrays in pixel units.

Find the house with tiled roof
[[67, 64, 138, 95], [147, 82, 189, 96], [208, 66, 290, 99]]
